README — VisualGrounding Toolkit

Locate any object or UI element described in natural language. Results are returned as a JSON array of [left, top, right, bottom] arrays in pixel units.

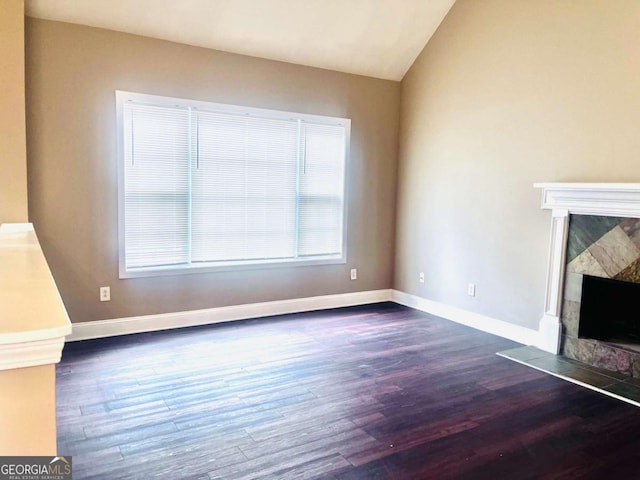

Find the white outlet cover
[[100, 286, 111, 302]]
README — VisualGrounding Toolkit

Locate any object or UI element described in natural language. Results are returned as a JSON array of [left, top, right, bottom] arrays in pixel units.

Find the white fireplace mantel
[[534, 183, 640, 353]]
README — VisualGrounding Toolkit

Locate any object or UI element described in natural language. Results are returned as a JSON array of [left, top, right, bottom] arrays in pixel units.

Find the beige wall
[[396, 0, 640, 329], [25, 19, 400, 323], [0, 0, 28, 222], [0, 365, 57, 455]]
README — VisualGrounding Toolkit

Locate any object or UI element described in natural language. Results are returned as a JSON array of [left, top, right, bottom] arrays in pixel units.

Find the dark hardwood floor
[[57, 303, 640, 479]]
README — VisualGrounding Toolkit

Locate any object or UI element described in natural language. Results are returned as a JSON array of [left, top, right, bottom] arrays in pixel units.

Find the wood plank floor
[[57, 303, 640, 479]]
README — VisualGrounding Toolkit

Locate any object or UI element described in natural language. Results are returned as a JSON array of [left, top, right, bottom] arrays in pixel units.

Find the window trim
[[116, 91, 350, 279]]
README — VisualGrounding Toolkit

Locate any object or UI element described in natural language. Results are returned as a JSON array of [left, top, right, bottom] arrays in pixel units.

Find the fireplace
[[557, 213, 640, 376], [535, 183, 640, 379]]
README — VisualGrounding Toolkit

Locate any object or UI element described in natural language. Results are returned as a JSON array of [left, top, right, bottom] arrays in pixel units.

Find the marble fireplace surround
[[535, 183, 640, 363]]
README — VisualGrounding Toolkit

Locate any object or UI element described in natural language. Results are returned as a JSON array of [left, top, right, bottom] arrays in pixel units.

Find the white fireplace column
[[534, 183, 640, 354], [537, 208, 568, 354]]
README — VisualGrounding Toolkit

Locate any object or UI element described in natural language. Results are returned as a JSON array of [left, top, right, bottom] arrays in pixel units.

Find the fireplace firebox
[[579, 275, 640, 349]]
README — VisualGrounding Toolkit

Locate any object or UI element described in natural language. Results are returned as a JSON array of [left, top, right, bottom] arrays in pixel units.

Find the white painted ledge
[[0, 336, 67, 370], [0, 223, 72, 370], [534, 182, 640, 217]]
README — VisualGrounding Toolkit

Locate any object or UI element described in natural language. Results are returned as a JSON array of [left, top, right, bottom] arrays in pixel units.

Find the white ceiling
[[24, 0, 456, 81]]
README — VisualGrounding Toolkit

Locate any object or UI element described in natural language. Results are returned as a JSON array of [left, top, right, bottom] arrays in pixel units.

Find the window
[[116, 91, 349, 277]]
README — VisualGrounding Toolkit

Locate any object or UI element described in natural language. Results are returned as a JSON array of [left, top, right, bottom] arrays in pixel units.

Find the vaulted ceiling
[[25, 0, 456, 81]]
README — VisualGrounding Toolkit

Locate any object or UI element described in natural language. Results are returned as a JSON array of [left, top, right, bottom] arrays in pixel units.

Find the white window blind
[[117, 92, 349, 277], [299, 122, 346, 257], [191, 112, 298, 263], [123, 104, 190, 269]]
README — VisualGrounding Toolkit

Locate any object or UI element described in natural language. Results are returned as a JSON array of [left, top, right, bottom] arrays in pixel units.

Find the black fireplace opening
[[579, 274, 640, 345]]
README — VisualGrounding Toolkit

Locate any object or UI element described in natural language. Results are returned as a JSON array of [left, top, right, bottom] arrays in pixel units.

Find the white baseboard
[[67, 289, 394, 341], [67, 288, 540, 346], [391, 290, 539, 346]]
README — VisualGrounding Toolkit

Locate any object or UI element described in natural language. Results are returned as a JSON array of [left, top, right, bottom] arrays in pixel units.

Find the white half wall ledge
[[0, 223, 72, 371], [534, 182, 640, 355], [392, 290, 540, 346], [0, 336, 67, 370]]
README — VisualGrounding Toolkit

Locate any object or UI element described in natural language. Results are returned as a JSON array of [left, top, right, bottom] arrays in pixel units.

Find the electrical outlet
[[100, 286, 111, 302], [467, 283, 476, 297], [419, 272, 425, 283], [350, 268, 357, 280]]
